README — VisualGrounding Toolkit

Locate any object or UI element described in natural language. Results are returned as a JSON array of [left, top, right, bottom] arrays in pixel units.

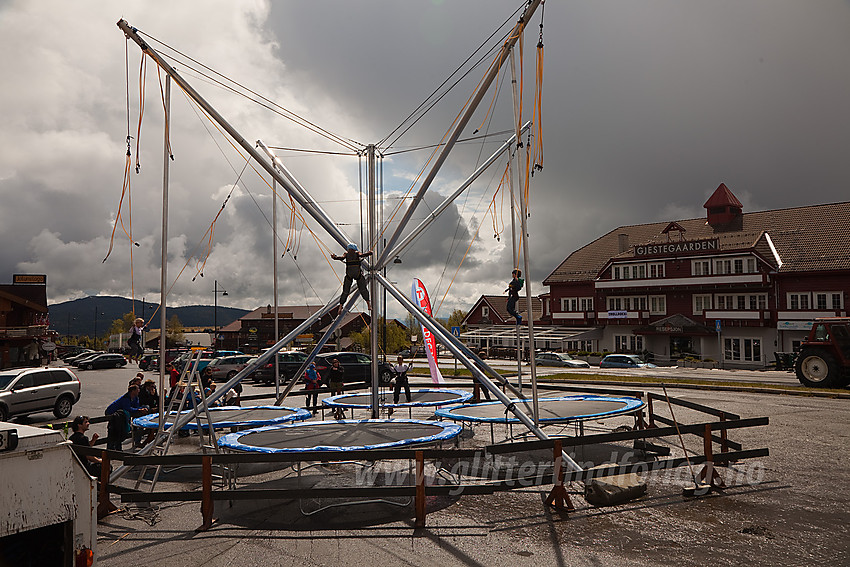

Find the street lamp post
[[213, 280, 228, 349]]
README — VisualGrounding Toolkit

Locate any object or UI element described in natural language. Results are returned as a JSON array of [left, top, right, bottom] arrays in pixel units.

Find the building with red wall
[[540, 184, 850, 367]]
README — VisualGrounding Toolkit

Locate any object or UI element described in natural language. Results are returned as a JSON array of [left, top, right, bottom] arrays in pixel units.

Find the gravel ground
[[91, 385, 850, 567]]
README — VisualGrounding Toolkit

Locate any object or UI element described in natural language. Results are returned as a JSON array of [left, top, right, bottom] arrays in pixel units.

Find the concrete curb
[[408, 373, 850, 399]]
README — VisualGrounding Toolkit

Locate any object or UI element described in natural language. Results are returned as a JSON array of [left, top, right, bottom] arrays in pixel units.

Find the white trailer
[[0, 422, 97, 565]]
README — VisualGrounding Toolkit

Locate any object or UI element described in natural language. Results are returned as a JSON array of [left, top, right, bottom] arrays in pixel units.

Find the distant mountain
[[48, 296, 250, 337]]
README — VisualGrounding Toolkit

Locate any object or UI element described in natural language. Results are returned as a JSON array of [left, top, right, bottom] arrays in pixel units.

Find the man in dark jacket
[[105, 385, 149, 450]]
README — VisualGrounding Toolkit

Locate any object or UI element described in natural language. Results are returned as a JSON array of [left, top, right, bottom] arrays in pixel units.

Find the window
[[638, 265, 645, 279], [724, 338, 761, 362], [562, 298, 578, 311], [715, 259, 731, 274], [812, 292, 844, 311], [614, 335, 643, 353], [787, 293, 811, 310], [734, 259, 743, 274], [648, 263, 665, 278], [758, 295, 767, 310], [693, 294, 712, 315], [614, 266, 620, 279], [737, 295, 746, 310], [624, 298, 632, 311], [692, 260, 710, 276], [622, 267, 631, 280], [482, 306, 489, 318], [747, 258, 756, 273], [650, 295, 666, 315], [580, 297, 594, 311]]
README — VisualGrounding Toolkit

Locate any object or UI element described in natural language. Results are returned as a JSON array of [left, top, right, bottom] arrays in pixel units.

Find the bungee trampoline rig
[[99, 2, 771, 524]]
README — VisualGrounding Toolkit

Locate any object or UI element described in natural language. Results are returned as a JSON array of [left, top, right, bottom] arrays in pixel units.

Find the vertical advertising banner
[[411, 278, 445, 384]]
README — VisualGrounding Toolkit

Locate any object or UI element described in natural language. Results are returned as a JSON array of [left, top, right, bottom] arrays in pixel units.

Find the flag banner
[[411, 278, 445, 384]]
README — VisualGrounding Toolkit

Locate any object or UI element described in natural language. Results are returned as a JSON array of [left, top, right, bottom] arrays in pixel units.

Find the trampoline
[[133, 405, 312, 431], [435, 395, 644, 424], [218, 419, 462, 453], [323, 388, 472, 410]]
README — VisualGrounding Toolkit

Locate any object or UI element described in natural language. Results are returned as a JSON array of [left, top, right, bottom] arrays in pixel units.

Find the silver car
[[534, 352, 592, 369], [0, 367, 82, 421], [206, 355, 256, 381]]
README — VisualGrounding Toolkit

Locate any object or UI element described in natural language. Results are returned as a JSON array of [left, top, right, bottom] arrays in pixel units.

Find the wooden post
[[97, 451, 118, 520], [544, 440, 573, 511], [719, 413, 729, 454], [197, 455, 214, 531], [414, 450, 426, 528], [699, 423, 725, 489]]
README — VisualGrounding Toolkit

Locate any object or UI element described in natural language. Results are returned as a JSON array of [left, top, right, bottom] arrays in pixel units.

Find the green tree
[[446, 309, 466, 331], [166, 314, 184, 347], [349, 319, 410, 355], [107, 313, 137, 338]]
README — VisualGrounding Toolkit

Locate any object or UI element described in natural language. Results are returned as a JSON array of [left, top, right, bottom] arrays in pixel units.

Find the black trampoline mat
[[235, 421, 452, 450], [142, 406, 303, 427], [443, 398, 638, 423], [328, 390, 468, 407]]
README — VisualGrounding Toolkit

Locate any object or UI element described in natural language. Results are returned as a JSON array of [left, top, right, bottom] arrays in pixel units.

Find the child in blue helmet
[[331, 243, 373, 310]]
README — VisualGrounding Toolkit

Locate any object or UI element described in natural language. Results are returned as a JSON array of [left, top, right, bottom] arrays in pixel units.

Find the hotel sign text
[[634, 239, 718, 257]]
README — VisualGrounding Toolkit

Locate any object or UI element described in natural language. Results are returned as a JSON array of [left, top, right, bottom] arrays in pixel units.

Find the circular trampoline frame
[[217, 418, 462, 453], [434, 394, 645, 424], [323, 388, 473, 409], [133, 405, 312, 431]]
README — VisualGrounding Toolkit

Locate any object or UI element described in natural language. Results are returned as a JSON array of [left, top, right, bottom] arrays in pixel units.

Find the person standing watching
[[388, 355, 412, 416], [327, 358, 346, 419]]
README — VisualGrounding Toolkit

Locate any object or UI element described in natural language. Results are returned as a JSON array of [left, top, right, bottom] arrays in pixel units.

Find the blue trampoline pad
[[133, 405, 311, 431], [434, 395, 645, 424], [323, 388, 472, 409], [218, 419, 462, 453]]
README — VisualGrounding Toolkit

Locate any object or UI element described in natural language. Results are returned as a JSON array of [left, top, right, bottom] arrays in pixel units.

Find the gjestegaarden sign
[[634, 238, 718, 257]]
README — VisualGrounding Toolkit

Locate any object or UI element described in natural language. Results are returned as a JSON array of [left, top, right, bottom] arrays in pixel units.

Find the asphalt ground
[[13, 360, 850, 566]]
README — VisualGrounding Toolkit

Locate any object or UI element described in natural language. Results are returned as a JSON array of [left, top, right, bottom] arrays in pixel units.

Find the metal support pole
[[367, 145, 379, 418], [375, 0, 544, 268], [158, 75, 170, 424]]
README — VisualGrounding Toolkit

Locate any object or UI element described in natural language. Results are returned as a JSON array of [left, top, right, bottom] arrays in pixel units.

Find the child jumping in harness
[[505, 269, 524, 324], [331, 243, 373, 310]]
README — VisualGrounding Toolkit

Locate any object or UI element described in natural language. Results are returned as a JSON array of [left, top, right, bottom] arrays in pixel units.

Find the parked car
[[138, 353, 157, 371], [172, 349, 243, 374], [534, 352, 591, 369], [207, 355, 256, 381], [78, 353, 128, 370], [314, 352, 395, 386], [58, 346, 91, 361], [71, 352, 105, 367], [253, 351, 309, 385], [64, 350, 97, 364], [0, 366, 81, 421], [599, 354, 657, 369]]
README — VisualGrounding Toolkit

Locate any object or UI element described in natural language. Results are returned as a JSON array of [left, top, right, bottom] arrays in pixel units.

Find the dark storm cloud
[[1, 1, 848, 317]]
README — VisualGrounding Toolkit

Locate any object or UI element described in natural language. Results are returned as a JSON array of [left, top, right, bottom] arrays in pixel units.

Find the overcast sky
[[1, 1, 848, 320]]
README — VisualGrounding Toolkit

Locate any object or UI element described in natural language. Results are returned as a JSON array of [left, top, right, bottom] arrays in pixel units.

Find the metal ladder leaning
[[134, 349, 231, 492]]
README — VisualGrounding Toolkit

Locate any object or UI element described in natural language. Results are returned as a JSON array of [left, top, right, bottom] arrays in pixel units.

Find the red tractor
[[795, 318, 850, 388]]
